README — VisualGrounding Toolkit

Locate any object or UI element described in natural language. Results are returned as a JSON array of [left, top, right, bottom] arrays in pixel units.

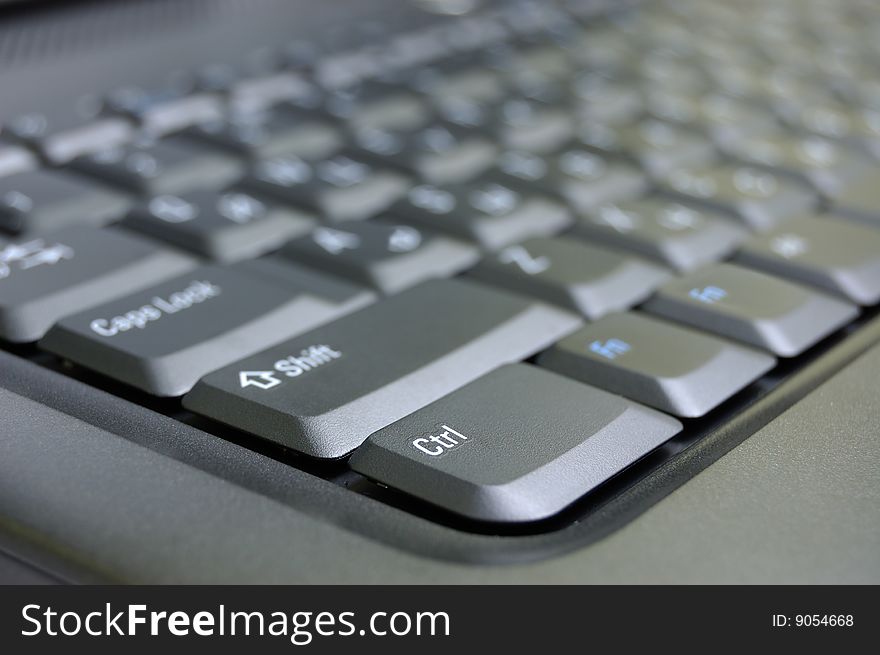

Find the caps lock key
[[40, 261, 374, 396], [0, 226, 195, 343]]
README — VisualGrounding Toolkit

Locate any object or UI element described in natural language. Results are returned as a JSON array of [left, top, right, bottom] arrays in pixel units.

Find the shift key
[[183, 279, 582, 459]]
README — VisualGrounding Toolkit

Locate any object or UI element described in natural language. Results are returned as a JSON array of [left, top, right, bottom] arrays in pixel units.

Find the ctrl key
[[350, 364, 682, 523]]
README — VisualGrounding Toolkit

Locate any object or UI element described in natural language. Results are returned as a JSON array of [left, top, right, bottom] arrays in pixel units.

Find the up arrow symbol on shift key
[[239, 370, 282, 390]]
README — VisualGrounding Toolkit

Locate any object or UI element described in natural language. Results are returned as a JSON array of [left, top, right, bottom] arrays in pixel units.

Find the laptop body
[[1, 0, 878, 584]]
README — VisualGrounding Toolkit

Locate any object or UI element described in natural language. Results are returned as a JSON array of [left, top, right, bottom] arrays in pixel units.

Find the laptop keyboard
[[2, 0, 880, 529]]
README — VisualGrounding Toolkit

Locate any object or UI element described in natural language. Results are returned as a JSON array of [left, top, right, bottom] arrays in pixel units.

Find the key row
[[0, 233, 873, 522], [7, 128, 880, 259], [2, 205, 878, 348], [5, 0, 880, 174], [5, 203, 878, 339]]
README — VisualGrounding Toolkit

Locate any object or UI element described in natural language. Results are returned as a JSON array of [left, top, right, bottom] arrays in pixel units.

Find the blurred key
[[185, 107, 342, 162], [413, 65, 506, 104], [759, 70, 836, 117], [125, 189, 314, 262], [777, 102, 880, 157], [575, 198, 747, 271], [438, 93, 574, 155], [325, 82, 430, 131], [639, 55, 707, 94], [41, 262, 373, 397], [494, 97, 575, 154], [392, 180, 571, 250], [507, 44, 573, 83], [492, 149, 649, 213], [105, 86, 224, 136], [735, 215, 880, 305], [0, 226, 194, 342], [243, 154, 409, 222], [283, 223, 478, 294], [643, 263, 858, 356], [350, 364, 682, 523], [539, 312, 775, 417], [0, 169, 131, 235], [571, 74, 644, 126], [567, 30, 638, 72], [183, 278, 582, 458], [722, 132, 878, 197], [0, 144, 38, 178], [470, 237, 670, 319], [647, 91, 779, 147], [351, 123, 497, 185], [5, 108, 133, 164], [72, 136, 244, 197], [660, 164, 817, 232], [225, 71, 321, 116], [833, 174, 880, 230], [577, 118, 717, 178]]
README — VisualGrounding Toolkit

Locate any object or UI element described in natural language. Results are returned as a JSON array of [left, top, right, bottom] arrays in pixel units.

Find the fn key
[[350, 364, 681, 523]]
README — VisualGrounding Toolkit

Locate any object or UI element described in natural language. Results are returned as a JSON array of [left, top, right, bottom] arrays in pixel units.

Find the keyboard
[[2, 0, 880, 536]]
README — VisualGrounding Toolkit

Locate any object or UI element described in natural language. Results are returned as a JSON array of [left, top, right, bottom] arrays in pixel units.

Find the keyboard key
[[660, 164, 817, 232], [647, 91, 778, 147], [436, 78, 575, 153], [567, 30, 638, 73], [507, 44, 574, 83], [5, 109, 134, 164], [325, 82, 430, 131], [492, 149, 649, 213], [777, 102, 880, 157], [243, 154, 410, 222], [225, 71, 321, 115], [392, 181, 572, 250], [105, 87, 225, 136], [538, 312, 776, 417], [413, 65, 506, 104], [0, 226, 195, 342], [734, 215, 880, 305], [185, 107, 343, 162], [722, 132, 878, 197], [832, 174, 880, 229], [351, 123, 497, 185], [571, 74, 644, 126], [639, 55, 707, 93], [643, 263, 859, 356], [470, 237, 670, 319], [493, 97, 575, 154], [575, 198, 748, 271], [350, 363, 682, 522], [759, 70, 835, 117], [700, 94, 780, 145], [0, 144, 38, 178], [282, 223, 479, 294], [183, 278, 581, 458], [72, 136, 244, 197], [577, 118, 717, 178], [125, 189, 315, 262], [0, 169, 131, 235], [40, 262, 373, 396]]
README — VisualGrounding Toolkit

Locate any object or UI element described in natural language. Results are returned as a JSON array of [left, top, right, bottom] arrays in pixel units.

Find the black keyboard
[[2, 0, 880, 533]]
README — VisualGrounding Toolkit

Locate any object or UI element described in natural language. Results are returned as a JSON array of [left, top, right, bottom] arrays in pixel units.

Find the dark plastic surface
[[1, 0, 878, 583]]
